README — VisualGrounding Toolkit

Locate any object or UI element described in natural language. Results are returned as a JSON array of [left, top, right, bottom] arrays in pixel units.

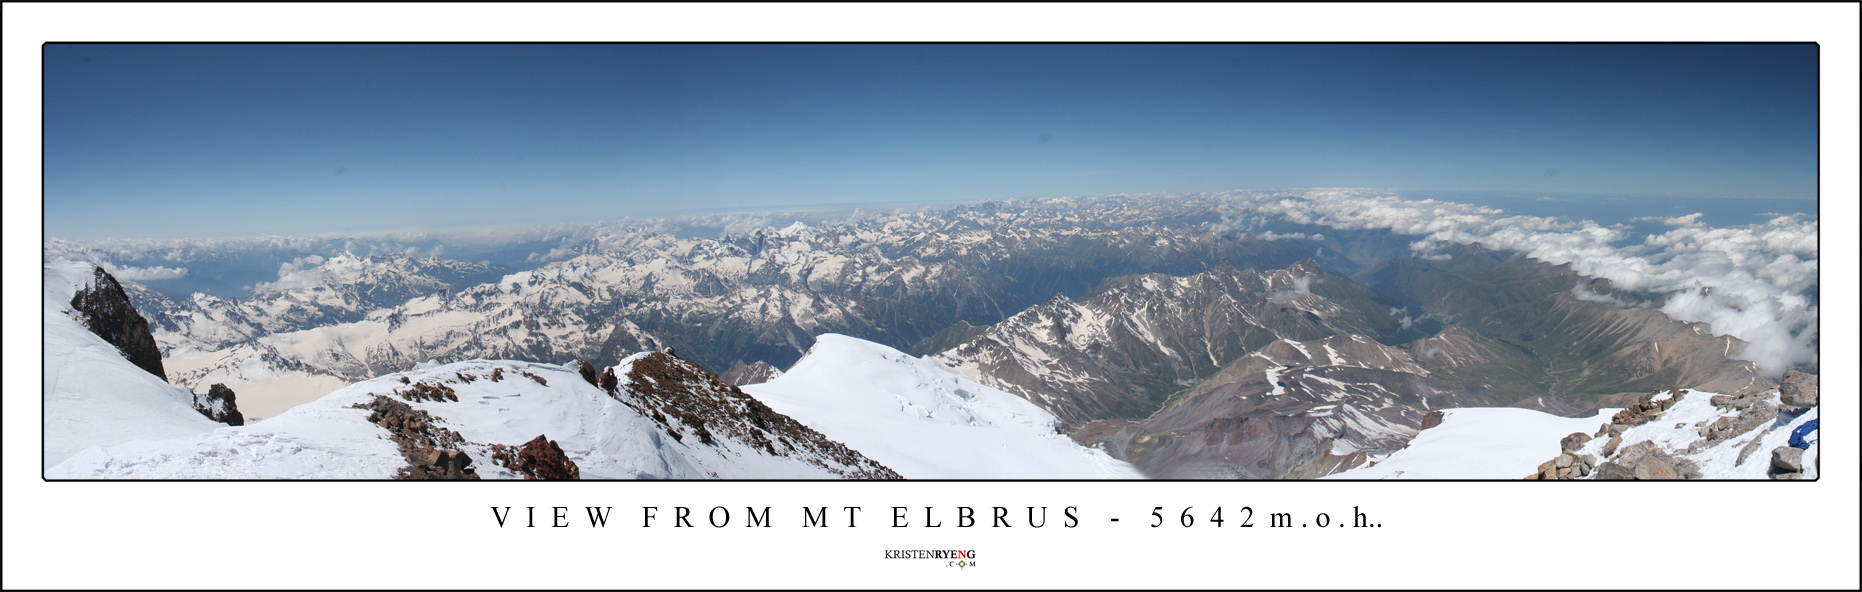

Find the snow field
[[1324, 407, 1618, 480], [743, 334, 1143, 479]]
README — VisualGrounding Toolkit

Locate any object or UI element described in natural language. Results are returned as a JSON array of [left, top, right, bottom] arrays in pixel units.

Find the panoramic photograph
[[40, 43, 1819, 480]]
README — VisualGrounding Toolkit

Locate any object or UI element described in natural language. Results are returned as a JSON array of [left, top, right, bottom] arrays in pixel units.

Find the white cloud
[[251, 256, 327, 292], [1219, 189, 1818, 377], [1269, 275, 1319, 302], [1390, 307, 1426, 330], [1568, 283, 1649, 308], [1256, 231, 1308, 241], [525, 246, 579, 263], [1630, 213, 1706, 227], [103, 264, 189, 281]]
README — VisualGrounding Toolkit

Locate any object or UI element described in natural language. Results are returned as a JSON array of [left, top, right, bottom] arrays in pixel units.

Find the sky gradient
[[44, 43, 1819, 240]]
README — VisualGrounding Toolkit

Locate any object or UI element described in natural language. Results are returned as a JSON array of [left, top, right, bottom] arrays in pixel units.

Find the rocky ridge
[[70, 266, 167, 381], [604, 352, 902, 479], [1116, 330, 1506, 479], [1528, 378, 1817, 480], [930, 260, 1401, 426]]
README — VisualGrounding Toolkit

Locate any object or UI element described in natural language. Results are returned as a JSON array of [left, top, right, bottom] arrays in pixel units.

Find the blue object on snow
[[1788, 419, 1818, 449]]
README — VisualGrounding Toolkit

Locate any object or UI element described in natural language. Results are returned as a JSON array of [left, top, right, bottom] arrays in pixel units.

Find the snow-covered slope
[[1323, 408, 1618, 480], [48, 356, 898, 479], [1325, 387, 1819, 480], [43, 261, 221, 470], [742, 334, 1142, 479], [1567, 389, 1818, 480]]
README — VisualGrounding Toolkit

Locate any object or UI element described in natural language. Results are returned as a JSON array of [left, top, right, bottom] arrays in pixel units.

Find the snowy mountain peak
[[745, 334, 1142, 479]]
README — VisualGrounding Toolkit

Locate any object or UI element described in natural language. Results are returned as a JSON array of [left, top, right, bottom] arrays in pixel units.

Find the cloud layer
[[251, 256, 327, 292], [102, 264, 189, 281], [1220, 189, 1818, 377]]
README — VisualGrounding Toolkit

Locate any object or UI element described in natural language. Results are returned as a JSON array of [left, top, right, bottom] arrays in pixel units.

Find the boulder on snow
[[1593, 462, 1637, 480], [1779, 371, 1818, 409], [491, 434, 581, 480], [193, 383, 245, 426], [1560, 432, 1591, 452], [1595, 440, 1689, 480], [1771, 446, 1804, 473], [1633, 458, 1679, 480]]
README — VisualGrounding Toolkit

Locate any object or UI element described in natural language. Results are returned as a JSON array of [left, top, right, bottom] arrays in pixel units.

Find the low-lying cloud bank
[[1219, 189, 1817, 377], [250, 255, 328, 292], [100, 263, 189, 281]]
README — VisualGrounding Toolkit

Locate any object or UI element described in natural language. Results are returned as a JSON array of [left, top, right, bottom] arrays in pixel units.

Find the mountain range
[[43, 194, 1809, 479]]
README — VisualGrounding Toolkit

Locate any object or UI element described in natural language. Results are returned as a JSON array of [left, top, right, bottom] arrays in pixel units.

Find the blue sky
[[43, 43, 1818, 240]]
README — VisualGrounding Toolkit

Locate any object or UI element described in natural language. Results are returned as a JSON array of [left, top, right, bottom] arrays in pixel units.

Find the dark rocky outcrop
[[1419, 410, 1446, 431], [598, 367, 618, 394], [72, 265, 251, 427], [193, 383, 245, 426], [1610, 390, 1686, 427], [69, 266, 166, 381], [490, 435, 581, 480], [578, 361, 601, 387], [394, 380, 458, 403], [348, 394, 478, 480], [610, 352, 902, 479]]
